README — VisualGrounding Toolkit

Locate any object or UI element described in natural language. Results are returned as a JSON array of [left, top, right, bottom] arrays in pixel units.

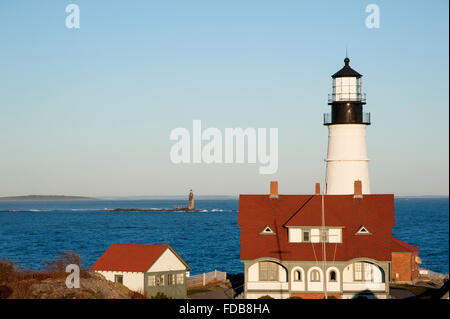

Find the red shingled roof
[[391, 237, 419, 252], [90, 244, 182, 272], [238, 194, 397, 262]]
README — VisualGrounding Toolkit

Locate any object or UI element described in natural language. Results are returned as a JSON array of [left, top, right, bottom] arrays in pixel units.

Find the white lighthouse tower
[[324, 57, 371, 195]]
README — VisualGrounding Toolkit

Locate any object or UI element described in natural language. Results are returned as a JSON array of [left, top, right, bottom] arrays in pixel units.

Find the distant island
[[0, 195, 97, 201], [102, 207, 201, 212]]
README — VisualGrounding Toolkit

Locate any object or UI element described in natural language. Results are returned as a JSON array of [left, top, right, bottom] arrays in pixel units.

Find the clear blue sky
[[0, 0, 448, 196]]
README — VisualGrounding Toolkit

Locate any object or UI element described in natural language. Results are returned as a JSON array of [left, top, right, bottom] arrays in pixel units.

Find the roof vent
[[356, 226, 371, 235], [260, 226, 276, 235]]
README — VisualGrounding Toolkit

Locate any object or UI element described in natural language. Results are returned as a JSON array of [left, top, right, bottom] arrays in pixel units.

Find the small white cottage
[[90, 243, 191, 298]]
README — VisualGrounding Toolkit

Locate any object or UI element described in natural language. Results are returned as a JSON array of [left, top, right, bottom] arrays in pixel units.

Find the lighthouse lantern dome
[[329, 57, 365, 104]]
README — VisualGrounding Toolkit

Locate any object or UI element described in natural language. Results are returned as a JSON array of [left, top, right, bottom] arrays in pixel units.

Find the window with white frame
[[259, 262, 279, 281], [303, 230, 310, 242], [354, 263, 363, 281], [329, 270, 337, 282], [294, 270, 302, 281], [328, 228, 342, 243], [148, 275, 156, 287], [353, 262, 374, 281], [289, 227, 342, 243], [176, 273, 184, 285], [288, 228, 302, 243], [310, 270, 320, 282], [168, 273, 175, 285], [311, 229, 320, 243], [155, 274, 165, 286], [321, 229, 329, 243]]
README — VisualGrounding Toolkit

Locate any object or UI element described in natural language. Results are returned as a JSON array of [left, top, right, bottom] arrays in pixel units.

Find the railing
[[323, 112, 332, 125], [363, 112, 371, 124], [186, 270, 227, 289], [328, 93, 366, 103], [323, 112, 371, 125]]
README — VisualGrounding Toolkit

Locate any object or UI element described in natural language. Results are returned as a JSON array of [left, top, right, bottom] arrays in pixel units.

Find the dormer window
[[288, 227, 342, 243], [260, 226, 276, 235], [303, 231, 310, 242], [356, 226, 372, 235]]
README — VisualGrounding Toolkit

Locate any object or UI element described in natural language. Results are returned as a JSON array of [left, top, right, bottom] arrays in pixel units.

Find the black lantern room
[[324, 57, 370, 126]]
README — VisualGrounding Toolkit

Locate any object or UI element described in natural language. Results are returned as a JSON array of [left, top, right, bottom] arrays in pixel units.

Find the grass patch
[[187, 288, 210, 296]]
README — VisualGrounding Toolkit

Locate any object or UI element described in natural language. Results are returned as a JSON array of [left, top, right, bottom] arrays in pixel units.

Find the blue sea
[[0, 197, 448, 275]]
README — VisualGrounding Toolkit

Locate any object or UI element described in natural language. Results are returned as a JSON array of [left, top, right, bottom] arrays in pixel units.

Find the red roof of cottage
[[391, 237, 419, 252], [90, 244, 190, 272], [238, 194, 396, 262]]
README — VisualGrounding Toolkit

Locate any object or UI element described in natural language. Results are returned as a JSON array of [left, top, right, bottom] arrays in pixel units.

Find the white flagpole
[[322, 193, 327, 299]]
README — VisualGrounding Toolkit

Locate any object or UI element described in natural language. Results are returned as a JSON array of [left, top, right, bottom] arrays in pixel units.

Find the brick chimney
[[354, 180, 363, 198], [315, 183, 321, 195], [270, 181, 278, 199]]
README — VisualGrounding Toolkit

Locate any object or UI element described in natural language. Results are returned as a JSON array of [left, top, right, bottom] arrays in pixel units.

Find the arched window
[[294, 270, 302, 281], [329, 270, 337, 282], [310, 270, 320, 282]]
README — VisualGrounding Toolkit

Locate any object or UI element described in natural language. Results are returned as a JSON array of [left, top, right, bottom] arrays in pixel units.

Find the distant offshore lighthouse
[[324, 57, 371, 195], [188, 189, 194, 210]]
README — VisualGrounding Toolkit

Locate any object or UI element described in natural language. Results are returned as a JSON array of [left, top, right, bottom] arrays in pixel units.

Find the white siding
[[96, 270, 144, 293], [343, 264, 353, 282], [342, 282, 385, 291], [247, 282, 289, 290], [248, 263, 258, 281], [246, 292, 290, 299], [147, 248, 187, 272], [279, 264, 287, 281]]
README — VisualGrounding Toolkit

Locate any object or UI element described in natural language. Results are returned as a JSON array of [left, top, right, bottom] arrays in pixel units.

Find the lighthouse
[[188, 189, 194, 210], [324, 57, 371, 195]]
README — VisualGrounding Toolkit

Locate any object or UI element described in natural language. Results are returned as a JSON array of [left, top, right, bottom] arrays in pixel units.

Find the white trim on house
[[260, 226, 276, 235], [307, 266, 324, 291], [96, 270, 145, 293], [355, 226, 372, 235], [291, 266, 306, 291], [147, 248, 187, 272], [244, 258, 389, 299], [326, 266, 340, 292], [287, 227, 343, 243]]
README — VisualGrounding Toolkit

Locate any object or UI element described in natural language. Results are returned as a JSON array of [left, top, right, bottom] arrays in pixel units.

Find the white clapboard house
[[90, 243, 191, 298]]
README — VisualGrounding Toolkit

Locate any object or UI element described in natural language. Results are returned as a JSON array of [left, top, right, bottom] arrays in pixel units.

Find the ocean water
[[0, 197, 448, 275]]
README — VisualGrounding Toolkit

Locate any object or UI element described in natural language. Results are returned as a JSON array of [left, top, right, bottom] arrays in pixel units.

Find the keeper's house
[[90, 244, 191, 298], [238, 181, 421, 299]]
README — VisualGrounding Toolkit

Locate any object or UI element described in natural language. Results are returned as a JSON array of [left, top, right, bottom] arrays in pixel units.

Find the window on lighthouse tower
[[332, 77, 361, 102]]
